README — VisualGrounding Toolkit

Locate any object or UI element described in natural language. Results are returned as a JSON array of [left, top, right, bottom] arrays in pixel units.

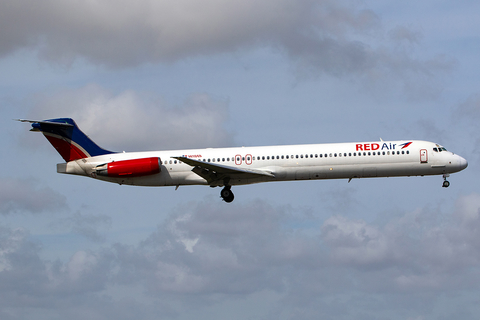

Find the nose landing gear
[[220, 186, 235, 203], [442, 174, 450, 188]]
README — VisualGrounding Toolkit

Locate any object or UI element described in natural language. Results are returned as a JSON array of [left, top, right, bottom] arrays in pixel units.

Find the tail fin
[[18, 118, 114, 161]]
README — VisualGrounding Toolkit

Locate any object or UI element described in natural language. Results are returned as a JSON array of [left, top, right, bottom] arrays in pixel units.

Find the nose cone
[[456, 155, 468, 172], [459, 156, 468, 170]]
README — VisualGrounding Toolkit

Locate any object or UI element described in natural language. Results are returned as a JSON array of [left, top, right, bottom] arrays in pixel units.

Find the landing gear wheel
[[442, 174, 450, 188], [220, 187, 234, 203]]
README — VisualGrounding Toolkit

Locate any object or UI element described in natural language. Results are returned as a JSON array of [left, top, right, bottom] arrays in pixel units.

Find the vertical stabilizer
[[19, 118, 114, 161]]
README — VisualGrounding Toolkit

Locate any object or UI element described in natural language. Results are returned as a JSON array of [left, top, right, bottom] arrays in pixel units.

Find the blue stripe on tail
[[31, 118, 114, 161]]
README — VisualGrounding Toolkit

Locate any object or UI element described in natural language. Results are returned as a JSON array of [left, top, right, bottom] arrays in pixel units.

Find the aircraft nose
[[456, 155, 468, 171]]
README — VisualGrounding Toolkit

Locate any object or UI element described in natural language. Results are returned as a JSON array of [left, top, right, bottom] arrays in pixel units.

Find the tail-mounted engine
[[95, 157, 161, 177]]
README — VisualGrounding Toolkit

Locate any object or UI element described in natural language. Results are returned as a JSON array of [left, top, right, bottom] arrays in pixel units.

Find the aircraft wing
[[173, 156, 275, 185]]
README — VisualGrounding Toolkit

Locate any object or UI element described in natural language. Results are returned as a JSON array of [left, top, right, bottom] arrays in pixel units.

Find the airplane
[[19, 118, 468, 203]]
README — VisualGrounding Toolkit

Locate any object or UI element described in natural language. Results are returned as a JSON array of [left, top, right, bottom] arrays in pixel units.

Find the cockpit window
[[434, 145, 448, 152]]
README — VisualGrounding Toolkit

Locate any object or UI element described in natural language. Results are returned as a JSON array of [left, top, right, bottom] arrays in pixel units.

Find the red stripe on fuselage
[[45, 135, 88, 161]]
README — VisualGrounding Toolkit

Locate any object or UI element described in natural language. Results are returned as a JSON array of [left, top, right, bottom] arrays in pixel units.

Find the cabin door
[[420, 149, 428, 163]]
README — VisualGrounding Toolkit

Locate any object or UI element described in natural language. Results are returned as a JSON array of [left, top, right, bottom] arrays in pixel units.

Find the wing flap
[[173, 156, 275, 185]]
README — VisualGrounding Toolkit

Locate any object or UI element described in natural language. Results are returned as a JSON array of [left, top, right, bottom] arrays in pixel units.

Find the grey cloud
[[0, 228, 108, 311], [114, 195, 480, 297], [106, 196, 480, 318], [455, 93, 480, 122], [29, 84, 234, 151], [0, 0, 453, 94], [451, 93, 480, 160], [0, 0, 373, 68], [388, 25, 423, 45], [0, 178, 67, 214], [3, 194, 480, 319], [114, 199, 320, 295], [53, 211, 112, 243]]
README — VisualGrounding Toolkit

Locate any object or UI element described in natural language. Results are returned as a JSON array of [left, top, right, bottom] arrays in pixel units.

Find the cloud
[[455, 94, 480, 122], [0, 0, 453, 96], [113, 199, 319, 295], [28, 84, 234, 151], [0, 226, 116, 319], [0, 0, 373, 67], [451, 93, 480, 160], [321, 215, 391, 266], [113, 195, 480, 297], [0, 178, 67, 214], [53, 211, 112, 243], [3, 194, 480, 319]]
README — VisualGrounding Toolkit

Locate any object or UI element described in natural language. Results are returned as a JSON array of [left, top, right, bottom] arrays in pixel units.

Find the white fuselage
[[58, 140, 468, 188]]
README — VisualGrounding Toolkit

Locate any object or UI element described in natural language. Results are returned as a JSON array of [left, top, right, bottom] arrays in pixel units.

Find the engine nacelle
[[95, 157, 161, 177]]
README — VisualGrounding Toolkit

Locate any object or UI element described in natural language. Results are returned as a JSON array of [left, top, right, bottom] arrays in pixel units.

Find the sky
[[1, 0, 480, 319]]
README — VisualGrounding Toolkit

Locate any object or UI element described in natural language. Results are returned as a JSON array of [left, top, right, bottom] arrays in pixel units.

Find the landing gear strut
[[442, 174, 450, 188], [220, 186, 234, 203]]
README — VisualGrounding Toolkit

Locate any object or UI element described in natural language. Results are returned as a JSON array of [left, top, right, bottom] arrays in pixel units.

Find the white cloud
[[321, 215, 390, 266], [455, 193, 480, 224], [29, 84, 234, 151]]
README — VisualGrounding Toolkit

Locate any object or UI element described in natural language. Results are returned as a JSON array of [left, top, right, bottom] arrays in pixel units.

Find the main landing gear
[[442, 174, 450, 188], [220, 186, 234, 203]]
